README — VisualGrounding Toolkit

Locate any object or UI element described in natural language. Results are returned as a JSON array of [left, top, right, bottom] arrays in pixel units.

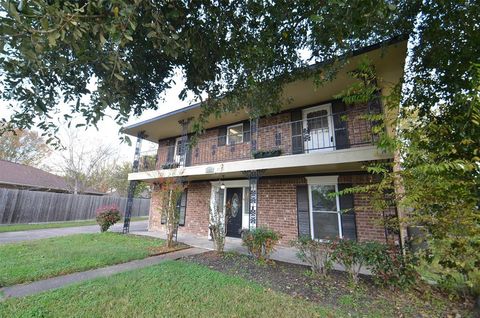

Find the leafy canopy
[[0, 0, 418, 144]]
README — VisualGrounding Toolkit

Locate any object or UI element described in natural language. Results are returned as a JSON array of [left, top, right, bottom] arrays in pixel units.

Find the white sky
[[0, 70, 191, 169]]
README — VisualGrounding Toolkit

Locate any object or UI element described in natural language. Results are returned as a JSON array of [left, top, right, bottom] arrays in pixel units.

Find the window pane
[[227, 125, 243, 144], [312, 212, 339, 240], [176, 140, 185, 155], [311, 185, 337, 211], [307, 110, 328, 130], [178, 207, 186, 225]]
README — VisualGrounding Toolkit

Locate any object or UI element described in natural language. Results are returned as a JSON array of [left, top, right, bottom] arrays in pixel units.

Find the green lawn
[[0, 261, 336, 318], [0, 216, 148, 233], [0, 233, 163, 287]]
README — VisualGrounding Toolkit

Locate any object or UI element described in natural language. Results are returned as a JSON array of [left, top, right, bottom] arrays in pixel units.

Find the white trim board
[[210, 180, 249, 188], [306, 175, 339, 185]]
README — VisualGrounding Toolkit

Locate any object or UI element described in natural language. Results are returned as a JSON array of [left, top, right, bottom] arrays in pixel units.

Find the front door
[[303, 105, 334, 152], [226, 187, 243, 238]]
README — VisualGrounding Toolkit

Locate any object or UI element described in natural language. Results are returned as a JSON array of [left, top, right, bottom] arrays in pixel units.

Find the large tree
[[1, 0, 479, 293], [0, 126, 51, 166], [0, 0, 418, 143]]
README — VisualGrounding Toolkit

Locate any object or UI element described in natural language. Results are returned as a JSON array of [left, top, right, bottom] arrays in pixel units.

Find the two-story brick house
[[123, 39, 407, 245]]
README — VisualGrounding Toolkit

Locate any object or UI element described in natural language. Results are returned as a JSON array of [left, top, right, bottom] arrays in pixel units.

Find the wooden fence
[[0, 188, 150, 224]]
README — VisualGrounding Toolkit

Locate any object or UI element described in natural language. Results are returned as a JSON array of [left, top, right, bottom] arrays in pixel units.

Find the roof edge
[[123, 34, 409, 133]]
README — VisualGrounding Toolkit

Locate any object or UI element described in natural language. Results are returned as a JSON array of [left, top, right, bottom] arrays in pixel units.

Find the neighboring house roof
[[0, 160, 103, 195], [123, 36, 408, 143]]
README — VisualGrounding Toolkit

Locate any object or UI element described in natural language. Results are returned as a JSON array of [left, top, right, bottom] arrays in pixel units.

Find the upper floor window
[[226, 123, 243, 145]]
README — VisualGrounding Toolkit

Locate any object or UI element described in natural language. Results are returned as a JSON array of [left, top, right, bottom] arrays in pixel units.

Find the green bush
[[291, 236, 332, 276], [252, 149, 282, 159], [329, 238, 369, 285], [95, 205, 121, 232], [162, 162, 180, 169], [241, 227, 281, 262], [329, 238, 416, 288], [363, 242, 416, 288]]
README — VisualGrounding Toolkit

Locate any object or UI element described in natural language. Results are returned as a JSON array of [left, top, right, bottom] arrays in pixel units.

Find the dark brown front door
[[226, 188, 243, 238]]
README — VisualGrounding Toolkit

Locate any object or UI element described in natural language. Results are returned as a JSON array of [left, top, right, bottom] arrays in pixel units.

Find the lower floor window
[[309, 184, 342, 240]]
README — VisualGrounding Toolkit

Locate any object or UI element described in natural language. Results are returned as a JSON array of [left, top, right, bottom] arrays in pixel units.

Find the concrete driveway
[[0, 220, 148, 245]]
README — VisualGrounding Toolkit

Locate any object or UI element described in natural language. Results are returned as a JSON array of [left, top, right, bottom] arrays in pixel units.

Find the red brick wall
[[149, 181, 211, 236], [257, 113, 292, 156], [257, 177, 304, 245], [183, 181, 211, 236], [148, 174, 396, 244], [339, 174, 396, 243], [345, 103, 375, 147]]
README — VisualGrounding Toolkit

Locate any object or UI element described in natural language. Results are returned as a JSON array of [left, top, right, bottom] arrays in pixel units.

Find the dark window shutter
[[243, 120, 251, 142], [291, 109, 304, 154], [178, 190, 188, 226], [218, 126, 227, 146], [296, 185, 311, 237], [185, 135, 192, 167], [161, 190, 187, 226], [331, 100, 350, 150], [166, 138, 175, 163], [338, 183, 356, 240]]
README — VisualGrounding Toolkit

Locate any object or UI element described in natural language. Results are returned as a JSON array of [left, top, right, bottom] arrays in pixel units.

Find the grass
[[0, 261, 337, 318], [0, 216, 148, 233], [0, 232, 164, 287]]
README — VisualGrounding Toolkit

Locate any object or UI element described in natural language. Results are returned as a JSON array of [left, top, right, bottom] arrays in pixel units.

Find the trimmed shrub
[[329, 238, 370, 285], [291, 236, 333, 276], [364, 242, 416, 288], [242, 227, 281, 262], [95, 205, 121, 232], [330, 238, 416, 288]]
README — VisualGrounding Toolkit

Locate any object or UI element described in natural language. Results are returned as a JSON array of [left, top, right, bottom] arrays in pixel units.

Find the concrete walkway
[[0, 247, 206, 299], [132, 229, 370, 274], [0, 220, 148, 245], [132, 229, 306, 266]]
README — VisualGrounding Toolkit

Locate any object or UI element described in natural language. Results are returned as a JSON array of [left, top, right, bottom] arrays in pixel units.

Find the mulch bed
[[182, 251, 475, 317]]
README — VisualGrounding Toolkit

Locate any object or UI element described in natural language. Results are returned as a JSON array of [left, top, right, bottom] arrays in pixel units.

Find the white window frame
[[173, 137, 184, 163], [302, 104, 335, 152], [306, 176, 342, 241], [226, 123, 244, 145]]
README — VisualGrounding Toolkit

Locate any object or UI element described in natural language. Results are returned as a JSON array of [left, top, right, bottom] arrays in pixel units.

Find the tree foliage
[[0, 0, 418, 144], [337, 57, 479, 295], [0, 125, 51, 166]]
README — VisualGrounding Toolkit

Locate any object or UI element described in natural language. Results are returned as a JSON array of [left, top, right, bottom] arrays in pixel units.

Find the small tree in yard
[[209, 189, 231, 253], [96, 205, 121, 232], [154, 178, 185, 248]]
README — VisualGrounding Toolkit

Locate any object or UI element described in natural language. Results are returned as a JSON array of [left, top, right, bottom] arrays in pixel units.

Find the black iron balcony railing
[[138, 109, 379, 172]]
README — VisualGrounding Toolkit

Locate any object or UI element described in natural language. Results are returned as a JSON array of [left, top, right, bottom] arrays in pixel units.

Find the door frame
[[302, 103, 335, 152], [210, 180, 250, 237], [173, 137, 184, 163]]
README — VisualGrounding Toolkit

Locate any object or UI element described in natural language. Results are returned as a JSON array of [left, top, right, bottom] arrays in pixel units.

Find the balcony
[[132, 109, 390, 181]]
